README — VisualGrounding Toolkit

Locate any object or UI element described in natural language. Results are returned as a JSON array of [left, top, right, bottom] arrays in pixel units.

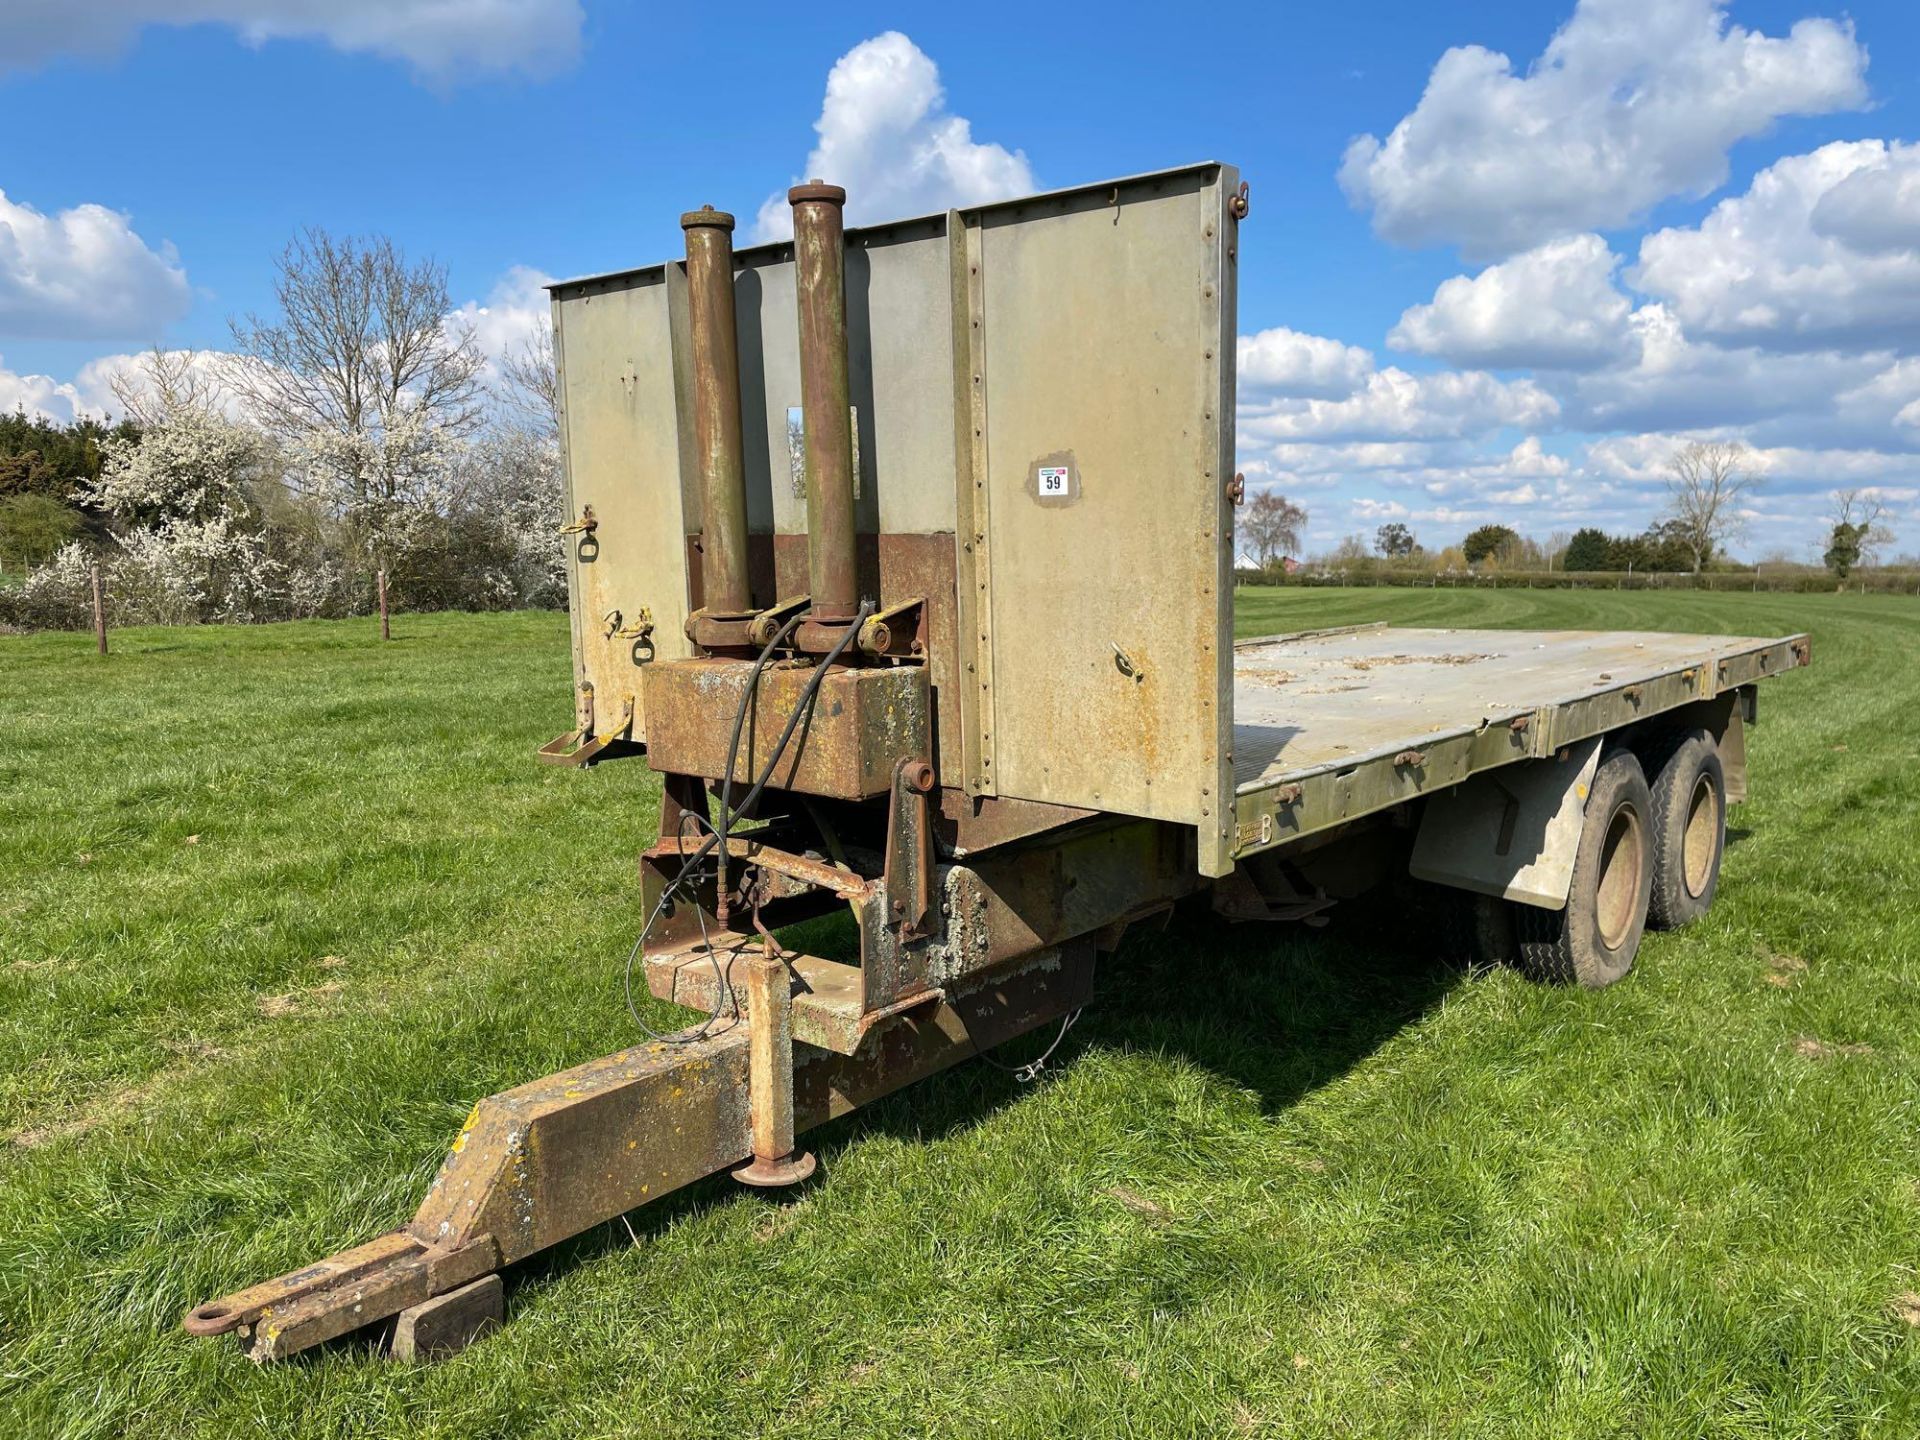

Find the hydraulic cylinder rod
[[682, 205, 752, 618], [789, 181, 859, 624]]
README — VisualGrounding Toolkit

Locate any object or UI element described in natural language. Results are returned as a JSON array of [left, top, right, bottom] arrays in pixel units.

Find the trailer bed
[[1227, 624, 1807, 859]]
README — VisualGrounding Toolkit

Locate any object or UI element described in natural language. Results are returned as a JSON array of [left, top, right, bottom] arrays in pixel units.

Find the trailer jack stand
[[730, 948, 816, 1189], [185, 942, 1093, 1362]]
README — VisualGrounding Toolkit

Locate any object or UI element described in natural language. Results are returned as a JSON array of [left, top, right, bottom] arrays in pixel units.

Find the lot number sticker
[[1037, 466, 1071, 497]]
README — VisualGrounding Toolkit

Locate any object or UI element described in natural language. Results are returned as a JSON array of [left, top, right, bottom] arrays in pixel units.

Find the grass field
[[2, 588, 1918, 1438]]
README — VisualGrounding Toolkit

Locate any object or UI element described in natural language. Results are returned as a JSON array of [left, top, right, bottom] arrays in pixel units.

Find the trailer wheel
[[1515, 749, 1653, 988], [1392, 848, 1514, 969], [1644, 728, 1725, 931], [1445, 890, 1518, 968]]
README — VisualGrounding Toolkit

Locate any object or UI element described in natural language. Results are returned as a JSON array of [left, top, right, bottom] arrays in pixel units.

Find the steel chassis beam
[[184, 941, 1097, 1362], [187, 725, 1199, 1365]]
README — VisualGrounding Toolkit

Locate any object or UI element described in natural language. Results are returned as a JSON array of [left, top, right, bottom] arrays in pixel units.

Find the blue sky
[[2, 0, 1917, 559]]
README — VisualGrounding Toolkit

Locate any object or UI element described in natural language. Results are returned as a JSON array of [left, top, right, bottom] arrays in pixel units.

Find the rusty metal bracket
[[1212, 864, 1333, 925], [856, 594, 927, 659], [537, 692, 636, 767], [647, 833, 873, 900], [607, 606, 654, 641], [882, 757, 937, 944], [748, 594, 811, 648], [684, 607, 758, 651]]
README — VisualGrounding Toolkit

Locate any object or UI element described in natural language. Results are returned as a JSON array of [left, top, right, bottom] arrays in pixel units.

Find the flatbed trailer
[[1230, 623, 1802, 852], [186, 165, 1808, 1362]]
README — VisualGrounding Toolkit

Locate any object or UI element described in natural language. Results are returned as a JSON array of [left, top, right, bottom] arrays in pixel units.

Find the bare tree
[[1242, 491, 1307, 567], [109, 347, 228, 426], [1664, 440, 1756, 573], [228, 229, 485, 505], [498, 322, 560, 441], [226, 230, 485, 594], [1829, 488, 1896, 568]]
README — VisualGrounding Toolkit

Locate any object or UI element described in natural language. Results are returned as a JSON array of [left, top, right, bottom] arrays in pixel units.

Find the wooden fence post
[[378, 569, 391, 642], [91, 564, 107, 655]]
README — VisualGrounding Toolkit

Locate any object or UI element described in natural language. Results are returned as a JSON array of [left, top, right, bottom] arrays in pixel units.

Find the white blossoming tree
[[228, 229, 484, 609], [76, 406, 283, 623], [6, 237, 574, 631]]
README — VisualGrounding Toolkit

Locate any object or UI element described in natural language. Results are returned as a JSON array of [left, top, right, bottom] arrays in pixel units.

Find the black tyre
[[1515, 749, 1654, 988], [1643, 728, 1725, 931], [1396, 873, 1516, 969], [1447, 890, 1518, 969]]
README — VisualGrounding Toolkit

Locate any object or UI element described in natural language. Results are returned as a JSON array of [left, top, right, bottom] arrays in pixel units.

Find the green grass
[[2, 590, 1917, 1438]]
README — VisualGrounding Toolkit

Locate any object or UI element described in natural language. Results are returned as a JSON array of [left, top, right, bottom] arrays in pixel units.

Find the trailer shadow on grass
[[501, 897, 1466, 1320], [835, 899, 1470, 1143]]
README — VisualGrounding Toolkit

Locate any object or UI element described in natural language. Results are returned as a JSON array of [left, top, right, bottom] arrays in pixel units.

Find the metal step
[[646, 942, 918, 1055]]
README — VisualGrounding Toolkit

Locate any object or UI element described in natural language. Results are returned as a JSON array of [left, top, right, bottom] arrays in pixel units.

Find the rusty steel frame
[[184, 942, 1096, 1362], [641, 658, 931, 802], [183, 774, 1192, 1360], [645, 811, 1200, 1054]]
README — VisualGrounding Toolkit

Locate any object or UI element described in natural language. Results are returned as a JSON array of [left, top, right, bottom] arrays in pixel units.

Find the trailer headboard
[[551, 161, 1242, 874]]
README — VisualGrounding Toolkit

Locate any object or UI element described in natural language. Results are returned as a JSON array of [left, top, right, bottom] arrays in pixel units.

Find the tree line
[[0, 230, 562, 630], [1237, 440, 1904, 582]]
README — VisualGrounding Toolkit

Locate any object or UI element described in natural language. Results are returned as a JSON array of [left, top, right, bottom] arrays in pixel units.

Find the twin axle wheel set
[[1466, 724, 1729, 990]]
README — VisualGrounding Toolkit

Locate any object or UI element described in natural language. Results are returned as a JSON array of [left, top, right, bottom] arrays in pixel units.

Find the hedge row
[[1237, 569, 1920, 595]]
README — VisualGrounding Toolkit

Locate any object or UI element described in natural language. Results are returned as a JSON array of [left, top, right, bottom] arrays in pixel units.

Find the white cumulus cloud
[[2, 348, 249, 423], [1339, 0, 1868, 258], [1242, 355, 1558, 444], [1583, 432, 1920, 513], [1238, 327, 1376, 400], [1350, 497, 1409, 521], [1239, 324, 1558, 444], [1, 265, 551, 426], [448, 263, 554, 375], [0, 0, 583, 85], [753, 33, 1034, 242], [1563, 303, 1891, 439], [73, 348, 248, 421], [1812, 158, 1920, 256], [1390, 234, 1634, 370], [1632, 140, 1920, 354], [0, 356, 86, 423], [0, 189, 190, 340]]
